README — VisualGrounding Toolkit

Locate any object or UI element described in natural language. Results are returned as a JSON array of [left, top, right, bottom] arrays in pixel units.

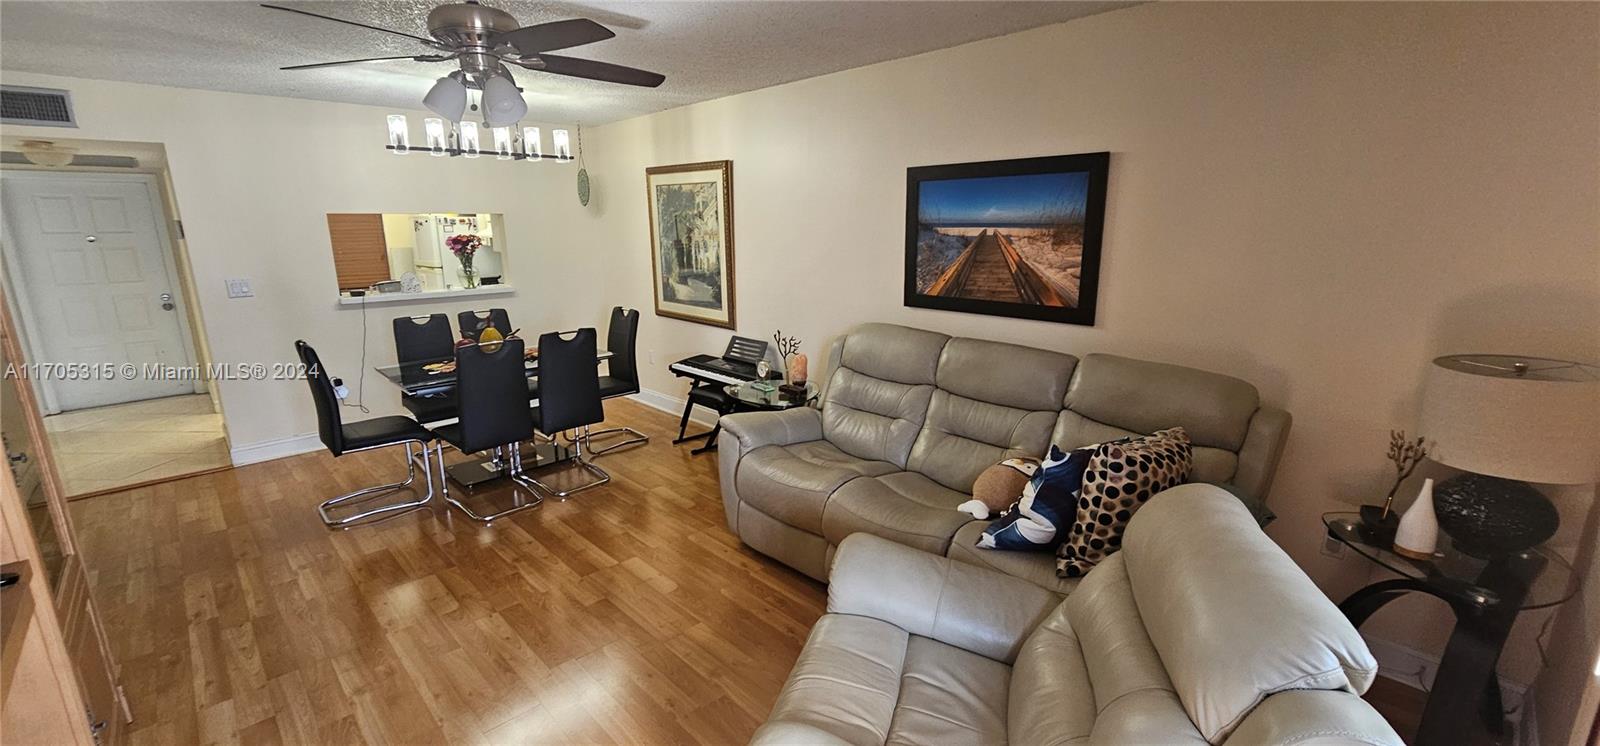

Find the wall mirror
[[326, 212, 508, 297]]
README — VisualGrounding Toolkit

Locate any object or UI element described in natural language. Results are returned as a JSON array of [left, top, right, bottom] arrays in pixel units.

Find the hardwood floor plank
[[69, 399, 823, 744]]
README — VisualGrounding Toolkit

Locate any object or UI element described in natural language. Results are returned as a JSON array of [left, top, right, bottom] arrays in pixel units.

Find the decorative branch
[[1382, 429, 1430, 517], [772, 330, 801, 365]]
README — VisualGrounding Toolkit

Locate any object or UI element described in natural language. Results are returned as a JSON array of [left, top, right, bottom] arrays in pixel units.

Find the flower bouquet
[[446, 234, 483, 288]]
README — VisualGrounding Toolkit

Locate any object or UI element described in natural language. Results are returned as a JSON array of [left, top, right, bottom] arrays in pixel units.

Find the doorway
[[1, 152, 230, 497]]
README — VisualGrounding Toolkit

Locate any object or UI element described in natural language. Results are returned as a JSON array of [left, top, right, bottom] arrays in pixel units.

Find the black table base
[[1336, 552, 1545, 746]]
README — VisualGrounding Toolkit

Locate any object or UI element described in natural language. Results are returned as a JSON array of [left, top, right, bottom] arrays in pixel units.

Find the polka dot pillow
[[1056, 427, 1193, 578]]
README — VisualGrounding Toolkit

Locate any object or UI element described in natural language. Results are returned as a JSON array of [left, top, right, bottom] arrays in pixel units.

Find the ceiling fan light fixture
[[423, 73, 468, 121], [481, 73, 527, 128]]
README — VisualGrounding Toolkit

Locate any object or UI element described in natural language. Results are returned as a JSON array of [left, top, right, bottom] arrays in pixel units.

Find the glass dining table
[[373, 346, 614, 487]]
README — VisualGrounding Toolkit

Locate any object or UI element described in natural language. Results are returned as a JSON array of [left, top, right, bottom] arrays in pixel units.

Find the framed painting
[[904, 152, 1109, 325], [646, 160, 735, 329]]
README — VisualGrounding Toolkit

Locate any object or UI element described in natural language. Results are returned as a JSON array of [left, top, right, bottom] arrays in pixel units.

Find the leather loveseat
[[753, 486, 1402, 745], [717, 323, 1291, 592]]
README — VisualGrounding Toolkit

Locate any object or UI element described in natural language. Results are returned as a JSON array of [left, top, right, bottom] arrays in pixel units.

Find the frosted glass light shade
[[522, 127, 542, 159], [492, 127, 514, 160], [459, 121, 480, 158], [1419, 355, 1600, 484], [424, 75, 468, 121], [481, 74, 527, 127], [424, 118, 448, 156], [386, 115, 409, 154], [552, 128, 572, 161]]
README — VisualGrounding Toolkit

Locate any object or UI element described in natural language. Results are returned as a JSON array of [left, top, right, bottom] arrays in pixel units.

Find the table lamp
[[1417, 355, 1600, 558]]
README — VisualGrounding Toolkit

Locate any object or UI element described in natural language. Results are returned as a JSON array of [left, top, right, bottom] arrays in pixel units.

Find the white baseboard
[[230, 432, 323, 466], [1363, 632, 1527, 712], [629, 387, 718, 428]]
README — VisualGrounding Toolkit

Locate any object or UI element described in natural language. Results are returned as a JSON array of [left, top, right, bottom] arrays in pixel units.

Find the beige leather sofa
[[718, 323, 1291, 591], [754, 486, 1402, 745]]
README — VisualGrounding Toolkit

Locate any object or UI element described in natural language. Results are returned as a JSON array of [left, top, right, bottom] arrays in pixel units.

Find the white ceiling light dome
[[423, 73, 468, 121], [481, 73, 527, 128], [18, 140, 76, 167]]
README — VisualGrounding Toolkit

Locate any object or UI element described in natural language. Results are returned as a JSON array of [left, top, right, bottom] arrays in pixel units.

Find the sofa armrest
[[720, 407, 823, 451], [828, 534, 1060, 664], [1231, 405, 1291, 507], [1222, 690, 1403, 746]]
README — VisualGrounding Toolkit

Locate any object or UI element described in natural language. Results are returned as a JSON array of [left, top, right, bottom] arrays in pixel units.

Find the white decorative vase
[[1393, 478, 1439, 560]]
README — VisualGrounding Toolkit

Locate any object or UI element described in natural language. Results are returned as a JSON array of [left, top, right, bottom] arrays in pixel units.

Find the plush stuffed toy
[[957, 458, 1040, 519]]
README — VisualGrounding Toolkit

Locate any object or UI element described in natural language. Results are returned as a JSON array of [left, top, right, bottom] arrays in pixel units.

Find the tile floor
[[43, 393, 231, 497]]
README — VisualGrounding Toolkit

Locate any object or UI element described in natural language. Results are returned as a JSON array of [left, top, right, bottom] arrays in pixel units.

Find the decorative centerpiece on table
[[773, 330, 808, 404], [1360, 430, 1429, 545], [446, 233, 482, 288]]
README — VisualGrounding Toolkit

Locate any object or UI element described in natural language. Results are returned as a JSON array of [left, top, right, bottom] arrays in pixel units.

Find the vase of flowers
[[446, 234, 482, 288]]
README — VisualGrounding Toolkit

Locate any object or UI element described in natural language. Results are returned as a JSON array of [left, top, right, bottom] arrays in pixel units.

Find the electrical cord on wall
[[336, 293, 371, 414]]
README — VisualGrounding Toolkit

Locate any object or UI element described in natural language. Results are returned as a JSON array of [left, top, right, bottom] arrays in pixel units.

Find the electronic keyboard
[[669, 336, 772, 386]]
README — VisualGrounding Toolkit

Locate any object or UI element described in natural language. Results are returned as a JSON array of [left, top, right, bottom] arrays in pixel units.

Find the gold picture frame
[[645, 160, 735, 329]]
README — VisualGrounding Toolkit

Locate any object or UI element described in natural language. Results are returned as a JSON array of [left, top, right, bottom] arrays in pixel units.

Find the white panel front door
[[2, 172, 197, 411]]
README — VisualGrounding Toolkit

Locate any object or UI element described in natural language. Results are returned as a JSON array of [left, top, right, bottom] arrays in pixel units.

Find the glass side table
[[1323, 512, 1576, 745], [725, 380, 818, 410]]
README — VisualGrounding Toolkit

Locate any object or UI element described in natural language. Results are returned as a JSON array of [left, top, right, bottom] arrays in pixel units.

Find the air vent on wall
[[1, 85, 77, 127]]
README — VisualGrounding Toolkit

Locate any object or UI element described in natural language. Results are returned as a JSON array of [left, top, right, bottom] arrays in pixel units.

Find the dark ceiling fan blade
[[260, 4, 443, 48], [528, 53, 665, 88], [494, 18, 615, 54], [281, 54, 455, 71]]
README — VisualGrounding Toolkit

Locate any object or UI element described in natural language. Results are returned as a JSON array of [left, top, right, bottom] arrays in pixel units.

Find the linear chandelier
[[385, 113, 572, 161], [384, 72, 573, 162]]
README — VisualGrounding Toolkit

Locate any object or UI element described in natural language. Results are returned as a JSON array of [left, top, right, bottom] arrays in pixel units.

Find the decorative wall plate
[[577, 168, 591, 206]]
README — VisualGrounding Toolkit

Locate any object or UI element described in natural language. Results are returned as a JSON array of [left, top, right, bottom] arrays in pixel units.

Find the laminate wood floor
[[68, 396, 1423, 745], [69, 398, 825, 745]]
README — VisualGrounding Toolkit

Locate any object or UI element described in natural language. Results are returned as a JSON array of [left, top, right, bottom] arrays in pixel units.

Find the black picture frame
[[903, 152, 1109, 325]]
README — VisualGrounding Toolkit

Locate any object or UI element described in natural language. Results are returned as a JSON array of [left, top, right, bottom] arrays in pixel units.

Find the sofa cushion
[[947, 522, 1081, 595], [886, 636, 1011, 746], [754, 614, 907, 745], [1121, 485, 1380, 742], [1062, 353, 1259, 452], [934, 337, 1077, 412], [752, 614, 1011, 746], [737, 440, 898, 534], [906, 390, 1058, 492], [822, 471, 974, 555], [1054, 409, 1240, 486], [822, 367, 936, 468]]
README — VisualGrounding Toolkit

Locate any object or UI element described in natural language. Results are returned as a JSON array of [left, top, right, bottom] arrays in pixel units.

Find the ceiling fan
[[263, 1, 664, 126]]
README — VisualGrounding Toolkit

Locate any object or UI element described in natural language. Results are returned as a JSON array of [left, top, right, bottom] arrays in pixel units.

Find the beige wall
[[0, 72, 609, 453], [581, 1, 1599, 690]]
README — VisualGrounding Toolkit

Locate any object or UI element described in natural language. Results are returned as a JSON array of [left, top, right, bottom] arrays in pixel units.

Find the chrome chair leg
[[583, 422, 649, 456], [523, 430, 611, 501], [318, 440, 435, 527], [438, 440, 544, 523]]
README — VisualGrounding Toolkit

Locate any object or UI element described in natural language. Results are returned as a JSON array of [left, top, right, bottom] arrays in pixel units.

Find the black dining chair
[[458, 308, 512, 342], [428, 336, 541, 522], [392, 314, 458, 423], [584, 306, 648, 456], [526, 328, 611, 499], [295, 340, 436, 527]]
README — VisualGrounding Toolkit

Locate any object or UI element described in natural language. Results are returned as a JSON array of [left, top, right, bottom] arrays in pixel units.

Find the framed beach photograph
[[904, 152, 1109, 325], [646, 160, 735, 329]]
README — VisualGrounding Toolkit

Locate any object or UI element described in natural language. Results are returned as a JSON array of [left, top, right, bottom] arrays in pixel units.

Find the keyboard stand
[[672, 381, 739, 454]]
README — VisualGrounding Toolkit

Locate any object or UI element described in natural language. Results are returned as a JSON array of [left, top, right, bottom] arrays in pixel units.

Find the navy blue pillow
[[978, 444, 1094, 551]]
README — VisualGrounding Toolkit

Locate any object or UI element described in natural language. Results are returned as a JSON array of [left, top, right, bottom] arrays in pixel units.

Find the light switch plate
[[226, 278, 253, 299]]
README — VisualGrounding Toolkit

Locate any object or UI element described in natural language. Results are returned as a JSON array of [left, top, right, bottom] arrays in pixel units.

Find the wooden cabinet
[[0, 293, 128, 744]]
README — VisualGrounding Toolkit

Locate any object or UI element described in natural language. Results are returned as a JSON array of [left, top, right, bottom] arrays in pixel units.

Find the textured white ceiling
[[0, 1, 1131, 124]]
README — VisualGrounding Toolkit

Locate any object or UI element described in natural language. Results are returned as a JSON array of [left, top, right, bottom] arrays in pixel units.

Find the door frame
[[0, 169, 202, 414]]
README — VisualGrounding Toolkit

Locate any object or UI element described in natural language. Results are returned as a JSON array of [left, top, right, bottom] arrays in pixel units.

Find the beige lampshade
[[1418, 355, 1600, 485]]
